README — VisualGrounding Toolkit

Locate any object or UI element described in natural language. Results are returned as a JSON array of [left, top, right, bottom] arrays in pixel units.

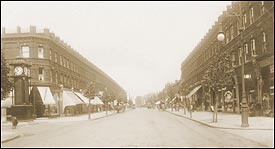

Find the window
[[262, 32, 267, 54], [63, 57, 66, 67], [237, 21, 240, 35], [60, 74, 63, 83], [21, 46, 29, 58], [55, 52, 58, 63], [50, 70, 53, 83], [38, 47, 44, 58], [60, 55, 62, 65], [244, 43, 250, 62], [230, 25, 234, 40], [260, 1, 265, 15], [49, 50, 52, 60], [64, 76, 66, 86], [239, 47, 242, 65], [242, 13, 247, 29], [63, 58, 65, 67], [251, 39, 256, 56], [232, 52, 236, 67], [226, 30, 230, 44], [55, 72, 58, 84], [38, 67, 44, 81], [67, 59, 69, 68], [249, 7, 254, 24]]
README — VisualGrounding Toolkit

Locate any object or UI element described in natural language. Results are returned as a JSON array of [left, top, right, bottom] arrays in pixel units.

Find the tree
[[203, 47, 234, 122], [1, 51, 13, 100], [84, 82, 96, 99]]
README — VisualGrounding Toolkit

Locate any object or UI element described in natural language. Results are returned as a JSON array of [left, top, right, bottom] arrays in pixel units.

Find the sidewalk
[[166, 109, 274, 130], [1, 110, 120, 143]]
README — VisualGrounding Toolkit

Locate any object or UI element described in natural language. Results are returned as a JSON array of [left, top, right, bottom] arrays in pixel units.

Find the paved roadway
[[2, 108, 267, 147]]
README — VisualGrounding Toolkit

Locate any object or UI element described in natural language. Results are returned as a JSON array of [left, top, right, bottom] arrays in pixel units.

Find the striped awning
[[186, 85, 202, 98]]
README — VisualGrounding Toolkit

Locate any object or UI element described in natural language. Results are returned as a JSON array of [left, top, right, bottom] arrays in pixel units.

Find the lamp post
[[59, 84, 63, 117], [222, 87, 227, 111], [32, 82, 37, 119], [219, 4, 249, 126], [214, 23, 225, 123], [240, 42, 249, 127]]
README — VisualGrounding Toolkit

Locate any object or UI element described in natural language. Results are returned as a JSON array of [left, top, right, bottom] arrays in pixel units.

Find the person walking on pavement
[[12, 117, 18, 129]]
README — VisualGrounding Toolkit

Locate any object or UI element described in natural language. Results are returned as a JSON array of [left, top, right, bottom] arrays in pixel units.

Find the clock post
[[8, 58, 33, 120]]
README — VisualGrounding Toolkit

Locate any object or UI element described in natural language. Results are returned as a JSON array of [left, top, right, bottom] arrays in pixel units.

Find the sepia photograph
[[1, 1, 274, 148]]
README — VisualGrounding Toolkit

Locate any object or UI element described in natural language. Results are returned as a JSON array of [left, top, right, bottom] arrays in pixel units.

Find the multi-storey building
[[1, 26, 127, 116], [181, 1, 274, 115]]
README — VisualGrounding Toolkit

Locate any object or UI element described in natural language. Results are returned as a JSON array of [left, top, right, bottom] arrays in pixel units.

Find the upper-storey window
[[230, 25, 234, 40], [232, 52, 236, 67], [262, 32, 267, 54], [49, 49, 52, 60], [38, 67, 44, 81], [21, 46, 29, 58], [55, 52, 58, 63], [238, 47, 242, 65], [244, 43, 250, 62], [260, 1, 265, 16], [249, 7, 254, 24], [242, 13, 247, 29], [251, 39, 256, 56], [237, 21, 240, 35], [60, 55, 63, 65], [226, 30, 230, 44], [38, 47, 44, 58]]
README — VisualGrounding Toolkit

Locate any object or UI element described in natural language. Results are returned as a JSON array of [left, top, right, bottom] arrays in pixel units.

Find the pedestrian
[[12, 117, 18, 129]]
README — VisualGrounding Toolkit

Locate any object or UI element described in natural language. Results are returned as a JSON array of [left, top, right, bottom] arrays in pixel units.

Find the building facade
[[181, 1, 274, 116], [1, 26, 127, 116]]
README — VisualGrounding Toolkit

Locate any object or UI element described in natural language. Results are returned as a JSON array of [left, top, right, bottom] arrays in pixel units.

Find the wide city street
[[1, 109, 269, 148]]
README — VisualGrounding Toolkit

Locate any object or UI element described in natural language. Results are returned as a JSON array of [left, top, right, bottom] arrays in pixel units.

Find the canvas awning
[[37, 87, 56, 105], [164, 97, 170, 103], [63, 90, 83, 105], [74, 92, 90, 104], [170, 97, 177, 103], [155, 101, 161, 105], [91, 96, 104, 105], [186, 85, 202, 98]]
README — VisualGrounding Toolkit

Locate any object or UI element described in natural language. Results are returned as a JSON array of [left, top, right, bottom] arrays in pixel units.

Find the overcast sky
[[1, 1, 231, 99]]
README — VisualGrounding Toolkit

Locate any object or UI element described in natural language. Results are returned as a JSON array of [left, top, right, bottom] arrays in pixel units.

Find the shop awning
[[155, 101, 161, 105], [91, 96, 104, 105], [63, 90, 84, 105], [164, 97, 170, 103], [37, 87, 56, 105], [186, 85, 202, 98], [74, 92, 90, 104], [170, 97, 177, 103]]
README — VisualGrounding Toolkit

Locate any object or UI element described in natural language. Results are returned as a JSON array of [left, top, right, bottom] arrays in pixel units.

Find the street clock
[[14, 66, 23, 76], [10, 58, 31, 105]]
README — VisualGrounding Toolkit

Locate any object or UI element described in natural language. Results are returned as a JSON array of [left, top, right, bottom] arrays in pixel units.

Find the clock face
[[14, 66, 23, 76], [24, 67, 28, 76]]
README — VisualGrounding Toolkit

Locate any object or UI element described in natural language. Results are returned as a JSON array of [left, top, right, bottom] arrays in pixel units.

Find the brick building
[[181, 1, 274, 115], [1, 26, 127, 116]]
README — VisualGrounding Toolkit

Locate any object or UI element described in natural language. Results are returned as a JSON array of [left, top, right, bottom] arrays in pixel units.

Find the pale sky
[[1, 1, 231, 99]]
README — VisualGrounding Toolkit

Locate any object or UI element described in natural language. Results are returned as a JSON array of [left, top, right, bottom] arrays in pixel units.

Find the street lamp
[[218, 6, 249, 127]]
